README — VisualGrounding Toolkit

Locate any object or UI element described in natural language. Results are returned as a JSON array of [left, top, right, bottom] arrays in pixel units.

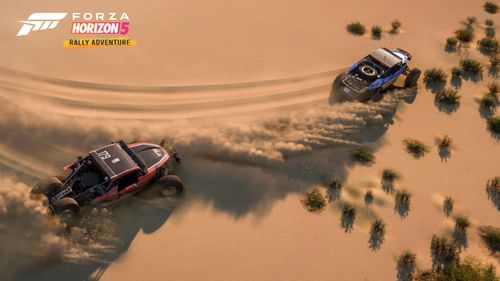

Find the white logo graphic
[[17, 13, 68, 36]]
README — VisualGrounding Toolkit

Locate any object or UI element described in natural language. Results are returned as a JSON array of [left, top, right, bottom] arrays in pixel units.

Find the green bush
[[480, 95, 498, 112], [370, 218, 386, 237], [485, 19, 495, 27], [460, 58, 483, 75], [438, 135, 453, 150], [487, 81, 499, 95], [347, 22, 366, 35], [486, 27, 496, 38], [451, 67, 462, 77], [436, 88, 461, 104], [419, 257, 498, 281], [479, 226, 500, 253], [424, 68, 447, 84], [446, 37, 459, 50], [342, 204, 356, 219], [431, 234, 461, 269], [487, 116, 500, 133], [302, 189, 326, 212], [365, 190, 374, 203], [490, 55, 500, 68], [486, 176, 500, 200], [403, 139, 429, 157], [351, 147, 375, 165], [382, 168, 399, 182], [478, 37, 499, 52], [327, 176, 343, 190], [391, 19, 402, 30], [455, 215, 471, 233], [397, 250, 417, 279], [484, 1, 499, 14], [455, 28, 474, 43], [371, 25, 382, 38]]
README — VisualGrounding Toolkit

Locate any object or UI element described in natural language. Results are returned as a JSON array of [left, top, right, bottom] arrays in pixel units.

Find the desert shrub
[[395, 190, 411, 204], [397, 250, 417, 280], [302, 189, 326, 212], [484, 1, 499, 14], [436, 88, 461, 104], [371, 25, 382, 38], [454, 215, 471, 233], [478, 37, 499, 52], [438, 135, 453, 150], [451, 67, 462, 78], [487, 116, 500, 133], [479, 226, 500, 253], [490, 55, 500, 68], [487, 81, 499, 95], [455, 28, 474, 43], [347, 22, 366, 35], [446, 37, 459, 50], [403, 139, 429, 157], [431, 235, 461, 269], [486, 27, 496, 38], [351, 147, 375, 165], [485, 19, 495, 27], [486, 176, 500, 202], [370, 219, 386, 237], [419, 257, 498, 281], [460, 58, 483, 75], [391, 19, 402, 30], [480, 95, 498, 112], [443, 196, 454, 215], [365, 190, 374, 204], [424, 68, 447, 84], [342, 204, 356, 219], [327, 176, 343, 190], [467, 16, 477, 26], [382, 168, 399, 182]]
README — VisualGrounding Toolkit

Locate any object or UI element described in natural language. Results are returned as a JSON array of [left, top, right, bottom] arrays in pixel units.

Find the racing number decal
[[98, 150, 111, 160], [153, 148, 162, 157]]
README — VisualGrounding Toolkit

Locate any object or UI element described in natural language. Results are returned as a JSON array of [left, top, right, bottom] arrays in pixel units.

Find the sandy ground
[[0, 0, 499, 280]]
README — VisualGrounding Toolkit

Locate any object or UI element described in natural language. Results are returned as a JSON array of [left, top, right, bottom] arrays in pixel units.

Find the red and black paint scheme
[[32, 140, 183, 222]]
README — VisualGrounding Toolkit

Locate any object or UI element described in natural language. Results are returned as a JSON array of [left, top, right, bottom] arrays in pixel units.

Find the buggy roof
[[89, 143, 139, 180], [368, 48, 402, 68]]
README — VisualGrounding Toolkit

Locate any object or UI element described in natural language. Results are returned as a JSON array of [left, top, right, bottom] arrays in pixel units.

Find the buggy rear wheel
[[52, 197, 80, 223], [154, 175, 184, 196], [31, 177, 63, 197], [405, 68, 421, 87]]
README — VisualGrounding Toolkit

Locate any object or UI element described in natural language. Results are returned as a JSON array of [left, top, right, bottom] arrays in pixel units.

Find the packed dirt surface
[[1, 0, 499, 280]]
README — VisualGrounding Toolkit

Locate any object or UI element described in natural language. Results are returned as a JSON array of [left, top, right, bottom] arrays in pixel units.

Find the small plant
[[484, 1, 499, 14], [382, 168, 399, 182], [487, 81, 499, 95], [479, 226, 500, 253], [351, 146, 375, 165], [487, 116, 500, 133], [486, 27, 496, 38], [346, 22, 366, 35], [455, 27, 474, 43], [490, 55, 500, 68], [460, 58, 483, 75], [371, 25, 382, 38], [436, 88, 461, 105], [364, 190, 374, 204], [302, 189, 326, 212], [478, 37, 499, 52], [342, 204, 357, 219], [486, 176, 500, 203], [467, 16, 477, 26], [438, 135, 453, 150], [443, 196, 454, 216], [403, 139, 429, 157], [391, 19, 402, 31], [327, 176, 343, 190], [485, 19, 495, 27], [481, 95, 498, 112], [454, 215, 471, 233], [397, 250, 417, 280], [370, 219, 386, 237], [446, 37, 458, 50], [395, 190, 411, 205], [451, 67, 462, 78], [424, 68, 447, 84], [431, 234, 461, 269]]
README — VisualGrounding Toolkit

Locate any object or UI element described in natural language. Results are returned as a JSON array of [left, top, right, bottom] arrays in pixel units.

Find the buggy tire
[[405, 68, 421, 87], [52, 197, 80, 223], [32, 177, 63, 196], [155, 175, 184, 196]]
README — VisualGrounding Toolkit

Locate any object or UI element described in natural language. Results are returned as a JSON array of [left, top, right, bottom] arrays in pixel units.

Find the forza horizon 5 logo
[[16, 12, 136, 48]]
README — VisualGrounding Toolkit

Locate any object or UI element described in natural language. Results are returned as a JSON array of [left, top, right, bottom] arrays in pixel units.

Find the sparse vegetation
[[487, 116, 500, 133], [490, 55, 500, 68], [478, 37, 499, 53], [486, 27, 496, 38], [454, 215, 471, 234], [460, 58, 483, 75], [403, 139, 429, 157], [481, 95, 498, 112], [485, 19, 495, 27], [418, 257, 498, 281], [443, 196, 454, 216], [467, 16, 477, 26], [487, 81, 499, 95], [351, 146, 375, 165], [397, 250, 417, 280], [342, 204, 356, 220], [302, 189, 326, 212], [431, 235, 461, 269], [455, 28, 474, 43], [382, 168, 399, 182], [479, 226, 500, 253], [370, 219, 386, 238], [326, 176, 343, 201], [436, 88, 461, 104], [395, 190, 411, 205], [446, 37, 459, 50], [371, 25, 382, 38], [424, 68, 447, 84], [347, 22, 366, 35], [438, 135, 453, 150], [451, 67, 462, 78], [365, 190, 374, 204], [484, 1, 499, 14], [391, 19, 402, 31], [486, 176, 500, 205]]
